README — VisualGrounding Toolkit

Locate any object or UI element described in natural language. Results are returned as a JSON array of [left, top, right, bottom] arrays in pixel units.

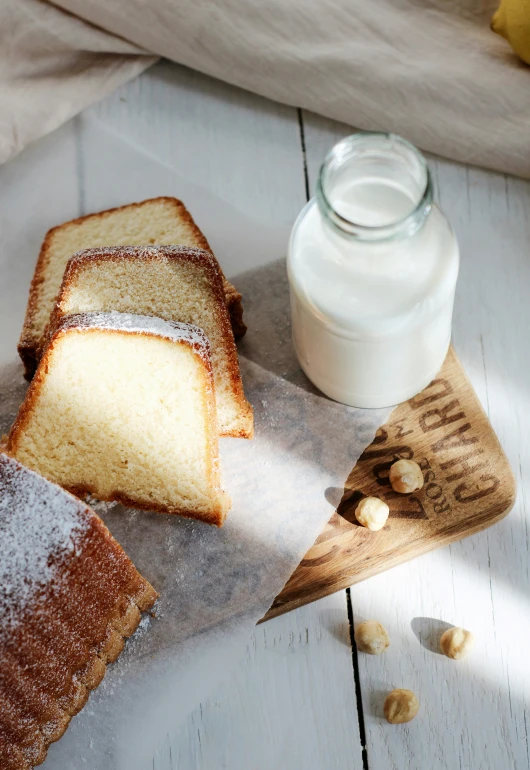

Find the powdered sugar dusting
[[0, 454, 90, 638], [69, 245, 214, 266], [57, 311, 211, 359]]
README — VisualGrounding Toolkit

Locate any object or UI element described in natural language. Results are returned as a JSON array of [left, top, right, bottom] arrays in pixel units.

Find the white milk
[[287, 134, 459, 408]]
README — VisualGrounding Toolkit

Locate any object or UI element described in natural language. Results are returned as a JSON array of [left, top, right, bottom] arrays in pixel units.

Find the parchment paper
[[0, 122, 392, 769]]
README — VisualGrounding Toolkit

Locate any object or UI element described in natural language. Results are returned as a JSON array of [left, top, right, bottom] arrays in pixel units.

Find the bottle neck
[[316, 133, 433, 242]]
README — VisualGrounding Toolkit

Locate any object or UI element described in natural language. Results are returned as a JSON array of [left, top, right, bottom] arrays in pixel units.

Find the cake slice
[[18, 196, 246, 379], [8, 312, 231, 526], [45, 245, 253, 439], [0, 453, 157, 770]]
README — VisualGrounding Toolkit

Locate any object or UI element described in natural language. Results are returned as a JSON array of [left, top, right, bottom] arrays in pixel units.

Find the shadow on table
[[411, 617, 453, 655], [235, 257, 319, 394]]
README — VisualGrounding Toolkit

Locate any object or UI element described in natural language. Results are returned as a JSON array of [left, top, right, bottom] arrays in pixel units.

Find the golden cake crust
[[18, 197, 247, 379], [0, 453, 157, 769]]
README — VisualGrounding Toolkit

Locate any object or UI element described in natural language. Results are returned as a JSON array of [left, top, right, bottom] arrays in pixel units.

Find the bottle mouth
[[316, 132, 433, 241]]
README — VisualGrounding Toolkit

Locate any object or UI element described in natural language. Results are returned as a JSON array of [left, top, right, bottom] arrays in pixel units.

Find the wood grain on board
[[265, 347, 516, 621]]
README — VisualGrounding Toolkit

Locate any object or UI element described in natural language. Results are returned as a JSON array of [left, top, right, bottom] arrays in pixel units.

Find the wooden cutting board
[[264, 347, 516, 621]]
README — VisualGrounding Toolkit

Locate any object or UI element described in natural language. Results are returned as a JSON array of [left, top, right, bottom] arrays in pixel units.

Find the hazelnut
[[440, 626, 475, 660], [354, 620, 390, 655], [389, 459, 424, 494], [384, 689, 419, 724], [355, 496, 389, 531]]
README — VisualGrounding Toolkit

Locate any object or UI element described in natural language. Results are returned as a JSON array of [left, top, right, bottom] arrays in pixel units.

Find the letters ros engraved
[[352, 375, 501, 521]]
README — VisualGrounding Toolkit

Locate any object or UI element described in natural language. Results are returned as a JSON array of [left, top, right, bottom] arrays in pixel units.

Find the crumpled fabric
[[1, 0, 529, 175]]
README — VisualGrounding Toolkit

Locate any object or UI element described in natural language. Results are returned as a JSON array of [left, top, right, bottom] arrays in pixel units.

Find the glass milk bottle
[[287, 133, 459, 408]]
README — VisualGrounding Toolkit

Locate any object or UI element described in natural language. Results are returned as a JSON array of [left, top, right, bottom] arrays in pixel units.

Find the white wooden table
[[3, 60, 529, 770]]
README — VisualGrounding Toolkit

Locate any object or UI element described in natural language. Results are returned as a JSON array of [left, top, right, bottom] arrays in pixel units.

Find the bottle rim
[[316, 132, 433, 242]]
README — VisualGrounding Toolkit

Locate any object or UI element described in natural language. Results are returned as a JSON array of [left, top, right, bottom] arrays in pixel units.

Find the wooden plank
[[87, 59, 305, 226], [153, 593, 364, 770], [266, 347, 515, 620], [83, 63, 365, 770], [302, 109, 530, 770]]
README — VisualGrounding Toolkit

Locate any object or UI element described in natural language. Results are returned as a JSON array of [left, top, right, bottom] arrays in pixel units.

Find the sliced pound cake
[[18, 197, 246, 379], [45, 245, 253, 439], [0, 453, 157, 770], [8, 312, 231, 526]]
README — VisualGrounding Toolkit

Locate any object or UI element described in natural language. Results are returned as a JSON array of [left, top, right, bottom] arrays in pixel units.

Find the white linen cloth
[[1, 0, 529, 176]]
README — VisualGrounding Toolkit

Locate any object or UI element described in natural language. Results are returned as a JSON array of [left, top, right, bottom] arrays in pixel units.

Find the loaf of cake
[[8, 312, 231, 525], [45, 245, 253, 439], [18, 197, 246, 379], [0, 453, 157, 770]]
